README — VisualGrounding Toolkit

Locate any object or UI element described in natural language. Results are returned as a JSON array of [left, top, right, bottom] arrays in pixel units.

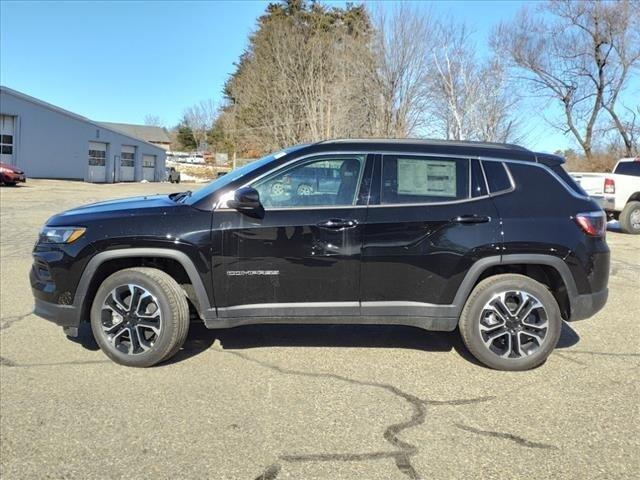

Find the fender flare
[[72, 248, 212, 315], [452, 254, 578, 316]]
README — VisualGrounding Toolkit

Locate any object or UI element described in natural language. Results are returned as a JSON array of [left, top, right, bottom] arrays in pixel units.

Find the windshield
[[185, 145, 306, 205]]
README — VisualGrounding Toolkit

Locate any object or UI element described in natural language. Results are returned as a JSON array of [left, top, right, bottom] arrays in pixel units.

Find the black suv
[[31, 140, 610, 370]]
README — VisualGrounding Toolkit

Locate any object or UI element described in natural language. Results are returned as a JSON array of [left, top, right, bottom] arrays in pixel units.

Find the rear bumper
[[1, 172, 26, 183], [569, 288, 608, 321], [589, 194, 616, 212]]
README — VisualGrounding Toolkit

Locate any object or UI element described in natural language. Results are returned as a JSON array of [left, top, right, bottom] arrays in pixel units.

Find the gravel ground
[[1, 179, 638, 480]]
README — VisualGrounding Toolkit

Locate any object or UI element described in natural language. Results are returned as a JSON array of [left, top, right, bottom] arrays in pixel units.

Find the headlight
[[40, 227, 86, 244]]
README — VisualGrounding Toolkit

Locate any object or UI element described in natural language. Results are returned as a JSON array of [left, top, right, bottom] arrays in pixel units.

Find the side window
[[381, 156, 469, 204], [471, 159, 488, 197], [614, 161, 640, 177], [252, 155, 365, 208], [482, 161, 512, 193]]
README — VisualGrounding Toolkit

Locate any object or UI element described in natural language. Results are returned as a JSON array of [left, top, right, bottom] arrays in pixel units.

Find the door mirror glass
[[228, 187, 261, 211]]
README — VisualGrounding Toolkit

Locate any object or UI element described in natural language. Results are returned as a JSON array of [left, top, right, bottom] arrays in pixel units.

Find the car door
[[211, 153, 373, 318], [360, 154, 500, 317]]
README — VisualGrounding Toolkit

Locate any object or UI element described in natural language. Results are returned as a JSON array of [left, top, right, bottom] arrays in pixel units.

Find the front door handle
[[317, 218, 358, 230], [451, 215, 491, 224]]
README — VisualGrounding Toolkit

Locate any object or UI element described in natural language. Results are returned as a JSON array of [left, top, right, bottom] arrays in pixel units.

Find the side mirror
[[228, 187, 261, 211]]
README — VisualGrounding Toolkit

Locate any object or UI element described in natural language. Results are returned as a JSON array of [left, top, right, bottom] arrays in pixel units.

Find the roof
[[319, 138, 530, 152], [97, 122, 171, 144], [312, 138, 564, 165], [0, 85, 165, 152]]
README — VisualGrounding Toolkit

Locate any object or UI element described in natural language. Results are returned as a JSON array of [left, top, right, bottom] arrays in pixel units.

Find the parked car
[[31, 139, 609, 370], [165, 167, 181, 184], [269, 166, 341, 197], [570, 158, 640, 234], [0, 162, 26, 185]]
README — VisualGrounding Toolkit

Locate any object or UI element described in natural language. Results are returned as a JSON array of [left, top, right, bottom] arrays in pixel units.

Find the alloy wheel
[[630, 207, 640, 230], [297, 184, 313, 196], [478, 290, 548, 359], [100, 284, 162, 355]]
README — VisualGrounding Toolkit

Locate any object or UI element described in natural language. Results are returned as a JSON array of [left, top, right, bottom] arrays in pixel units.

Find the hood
[[47, 194, 179, 225], [0, 162, 23, 173]]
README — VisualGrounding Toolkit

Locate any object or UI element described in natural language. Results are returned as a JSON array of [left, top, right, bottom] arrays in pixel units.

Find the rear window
[[481, 161, 512, 193], [471, 159, 488, 197], [381, 156, 469, 204], [614, 161, 640, 177], [549, 165, 587, 196]]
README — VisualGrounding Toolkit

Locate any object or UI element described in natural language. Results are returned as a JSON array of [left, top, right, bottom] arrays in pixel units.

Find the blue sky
[[1, 0, 637, 153]]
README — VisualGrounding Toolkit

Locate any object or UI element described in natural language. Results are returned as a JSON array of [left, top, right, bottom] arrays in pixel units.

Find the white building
[[0, 86, 166, 182]]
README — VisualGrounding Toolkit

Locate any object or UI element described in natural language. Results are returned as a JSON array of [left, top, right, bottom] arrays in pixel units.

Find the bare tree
[[143, 114, 164, 127], [428, 21, 520, 142], [183, 100, 218, 151], [493, 0, 640, 160], [369, 3, 434, 137]]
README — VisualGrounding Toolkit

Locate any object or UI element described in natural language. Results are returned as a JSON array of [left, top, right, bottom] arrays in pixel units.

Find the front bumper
[[569, 288, 608, 321], [33, 298, 82, 336]]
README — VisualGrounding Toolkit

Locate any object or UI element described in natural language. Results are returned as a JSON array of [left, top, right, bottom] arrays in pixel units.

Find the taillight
[[575, 211, 606, 237], [604, 177, 615, 194]]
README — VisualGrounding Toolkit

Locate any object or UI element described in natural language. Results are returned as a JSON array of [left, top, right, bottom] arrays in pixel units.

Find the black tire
[[619, 201, 640, 234], [459, 274, 562, 371], [90, 267, 189, 367]]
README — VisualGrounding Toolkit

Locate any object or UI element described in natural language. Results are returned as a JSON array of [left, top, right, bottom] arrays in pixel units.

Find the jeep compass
[[31, 140, 610, 370]]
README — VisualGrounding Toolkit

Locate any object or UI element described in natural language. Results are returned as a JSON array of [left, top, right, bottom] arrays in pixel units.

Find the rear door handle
[[317, 218, 358, 230], [451, 215, 491, 224]]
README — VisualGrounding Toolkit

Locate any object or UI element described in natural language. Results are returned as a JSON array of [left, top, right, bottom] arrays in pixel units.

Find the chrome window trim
[[215, 151, 369, 211], [478, 155, 590, 200], [480, 160, 515, 196], [214, 149, 588, 211]]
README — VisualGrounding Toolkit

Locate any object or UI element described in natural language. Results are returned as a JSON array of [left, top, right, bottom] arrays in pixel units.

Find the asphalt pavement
[[1, 180, 638, 479]]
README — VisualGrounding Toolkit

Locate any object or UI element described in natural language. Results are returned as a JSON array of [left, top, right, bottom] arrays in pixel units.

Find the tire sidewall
[[460, 276, 562, 371], [90, 270, 178, 367], [620, 201, 640, 234]]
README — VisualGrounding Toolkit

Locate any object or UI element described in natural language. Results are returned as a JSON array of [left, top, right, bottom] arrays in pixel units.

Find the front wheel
[[459, 274, 562, 371], [619, 201, 640, 234], [90, 267, 190, 367]]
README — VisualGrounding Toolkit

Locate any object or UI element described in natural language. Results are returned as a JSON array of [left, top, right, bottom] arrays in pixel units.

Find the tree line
[[157, 0, 639, 168]]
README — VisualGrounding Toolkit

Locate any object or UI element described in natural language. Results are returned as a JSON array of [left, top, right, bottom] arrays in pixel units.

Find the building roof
[[97, 122, 172, 144], [0, 85, 165, 152]]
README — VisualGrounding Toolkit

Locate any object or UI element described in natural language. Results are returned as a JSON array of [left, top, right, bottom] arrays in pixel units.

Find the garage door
[[120, 146, 135, 182], [1, 115, 15, 165], [142, 154, 156, 181], [88, 142, 107, 183]]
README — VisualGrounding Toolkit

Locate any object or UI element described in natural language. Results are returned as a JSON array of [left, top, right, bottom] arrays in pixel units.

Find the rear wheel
[[297, 184, 313, 196], [90, 267, 189, 367], [459, 274, 562, 371], [619, 201, 640, 234]]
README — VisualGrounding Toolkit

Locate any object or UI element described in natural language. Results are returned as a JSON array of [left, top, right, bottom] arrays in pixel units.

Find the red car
[[0, 162, 26, 185]]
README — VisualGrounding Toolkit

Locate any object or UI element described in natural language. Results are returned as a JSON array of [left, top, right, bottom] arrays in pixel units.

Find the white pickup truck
[[571, 157, 640, 234]]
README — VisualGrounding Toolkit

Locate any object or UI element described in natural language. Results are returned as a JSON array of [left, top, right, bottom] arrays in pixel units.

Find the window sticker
[[397, 159, 457, 197]]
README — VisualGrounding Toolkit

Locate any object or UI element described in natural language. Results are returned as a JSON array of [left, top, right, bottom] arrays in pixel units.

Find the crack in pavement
[[223, 349, 493, 479], [0, 357, 110, 368], [0, 312, 33, 331], [561, 350, 640, 358], [454, 423, 558, 450]]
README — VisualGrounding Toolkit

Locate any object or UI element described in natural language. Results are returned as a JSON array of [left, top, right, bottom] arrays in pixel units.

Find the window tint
[[252, 155, 365, 208], [614, 161, 640, 177], [381, 156, 469, 204], [471, 159, 487, 197], [482, 161, 512, 193], [549, 165, 587, 196]]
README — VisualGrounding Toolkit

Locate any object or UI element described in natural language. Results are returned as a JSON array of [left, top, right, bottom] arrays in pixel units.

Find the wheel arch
[[73, 248, 212, 323], [454, 254, 578, 321], [626, 192, 640, 203]]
